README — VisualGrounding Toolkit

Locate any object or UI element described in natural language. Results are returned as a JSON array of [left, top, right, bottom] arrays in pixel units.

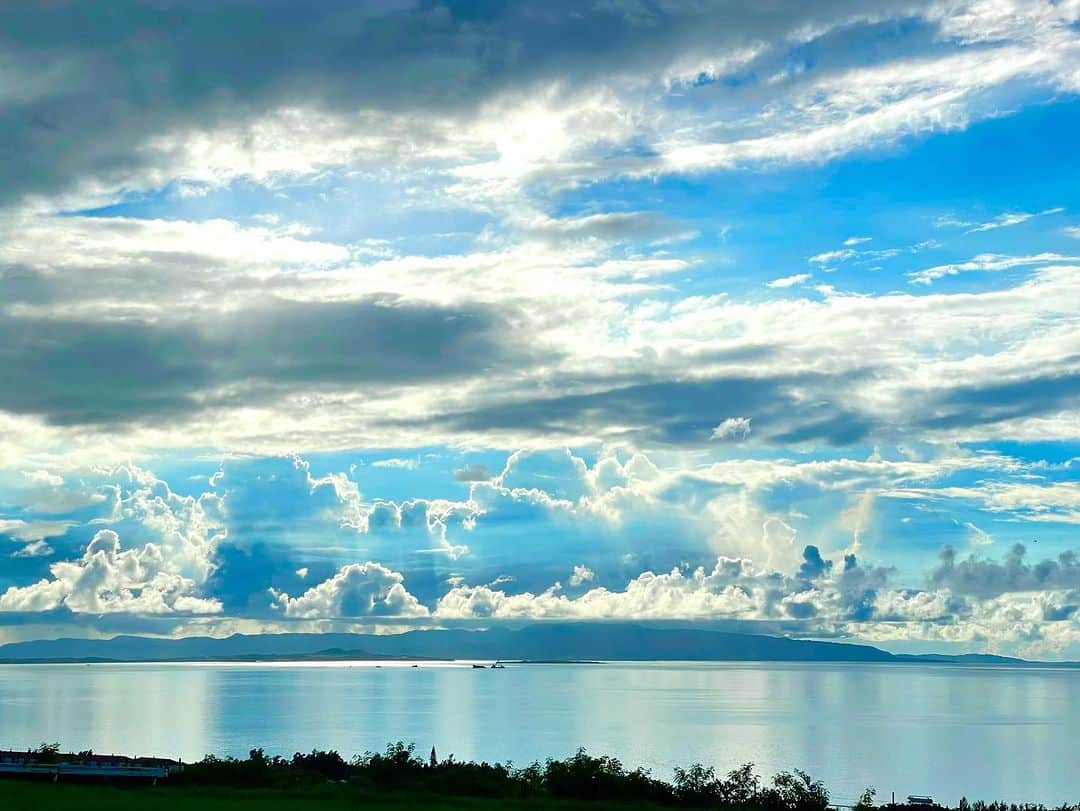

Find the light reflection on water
[[0, 661, 1076, 806]]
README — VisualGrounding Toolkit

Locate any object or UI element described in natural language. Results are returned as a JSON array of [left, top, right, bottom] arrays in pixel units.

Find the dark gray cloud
[[522, 212, 689, 245], [833, 554, 894, 622], [421, 371, 876, 446], [797, 545, 831, 581], [0, 0, 925, 207], [930, 544, 1080, 599], [917, 368, 1080, 431], [0, 297, 521, 425]]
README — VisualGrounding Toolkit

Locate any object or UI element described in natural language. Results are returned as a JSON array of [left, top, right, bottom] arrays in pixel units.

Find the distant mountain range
[[0, 624, 1076, 667]]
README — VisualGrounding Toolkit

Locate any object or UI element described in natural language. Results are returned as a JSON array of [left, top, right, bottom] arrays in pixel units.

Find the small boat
[[492, 661, 505, 669], [472, 663, 487, 669]]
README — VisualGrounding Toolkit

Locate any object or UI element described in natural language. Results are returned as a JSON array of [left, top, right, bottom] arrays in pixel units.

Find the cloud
[[0, 465, 226, 616], [712, 417, 752, 441], [434, 546, 898, 627], [424, 372, 876, 448], [371, 458, 419, 470], [519, 212, 692, 247], [1, 1, 1079, 659], [568, 565, 596, 587], [809, 240, 933, 269], [930, 544, 1080, 599], [766, 273, 811, 288], [907, 252, 1078, 284], [0, 529, 222, 615], [1, 518, 71, 560], [964, 522, 993, 546], [453, 465, 493, 482], [0, 297, 522, 426], [0, 518, 75, 542], [809, 250, 857, 266], [1, 0, 1077, 212], [916, 370, 1080, 435], [12, 540, 54, 559], [270, 562, 429, 619], [936, 207, 1064, 233], [0, 449, 1075, 656]]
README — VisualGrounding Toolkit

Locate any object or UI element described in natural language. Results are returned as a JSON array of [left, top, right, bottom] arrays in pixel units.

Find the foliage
[[81, 740, 1076, 811], [856, 787, 877, 811], [760, 769, 830, 811], [32, 742, 62, 763]]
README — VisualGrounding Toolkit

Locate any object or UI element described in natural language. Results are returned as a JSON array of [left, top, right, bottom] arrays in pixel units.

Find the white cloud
[[964, 521, 993, 546], [0, 529, 222, 615], [568, 565, 596, 587], [935, 207, 1065, 233], [371, 458, 420, 470], [766, 273, 810, 288], [895, 481, 1080, 525], [270, 562, 429, 619], [0, 466, 226, 615], [22, 470, 64, 487], [964, 208, 1064, 233], [809, 249, 857, 265], [906, 252, 1079, 284], [712, 417, 752, 441], [0, 518, 75, 542], [12, 541, 54, 559]]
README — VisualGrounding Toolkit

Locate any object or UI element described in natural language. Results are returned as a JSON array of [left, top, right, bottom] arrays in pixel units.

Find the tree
[[856, 787, 878, 811], [34, 742, 61, 764]]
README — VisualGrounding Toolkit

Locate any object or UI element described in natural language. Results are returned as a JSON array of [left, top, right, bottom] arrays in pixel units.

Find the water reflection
[[0, 662, 1076, 805]]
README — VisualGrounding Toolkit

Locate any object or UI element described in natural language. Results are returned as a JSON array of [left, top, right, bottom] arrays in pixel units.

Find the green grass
[[0, 780, 660, 810]]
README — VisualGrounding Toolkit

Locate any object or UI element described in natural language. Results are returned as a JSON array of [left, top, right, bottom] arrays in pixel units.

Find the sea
[[0, 660, 1076, 806]]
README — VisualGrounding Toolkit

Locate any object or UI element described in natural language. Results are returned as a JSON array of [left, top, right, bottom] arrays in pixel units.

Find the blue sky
[[1, 0, 1079, 657]]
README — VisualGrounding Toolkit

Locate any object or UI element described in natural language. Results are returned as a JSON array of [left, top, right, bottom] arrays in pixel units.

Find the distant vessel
[[472, 663, 487, 669], [907, 796, 935, 806]]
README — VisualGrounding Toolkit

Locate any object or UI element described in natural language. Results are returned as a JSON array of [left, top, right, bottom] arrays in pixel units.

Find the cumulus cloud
[[435, 546, 901, 626], [270, 562, 429, 619], [930, 544, 1080, 600], [0, 465, 226, 616], [0, 529, 222, 615], [712, 417, 752, 441], [568, 566, 596, 587]]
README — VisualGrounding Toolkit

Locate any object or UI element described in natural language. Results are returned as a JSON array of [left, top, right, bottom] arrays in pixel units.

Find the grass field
[[0, 780, 659, 810]]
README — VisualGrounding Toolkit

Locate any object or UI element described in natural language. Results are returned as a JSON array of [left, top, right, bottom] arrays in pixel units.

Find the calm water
[[0, 661, 1077, 805]]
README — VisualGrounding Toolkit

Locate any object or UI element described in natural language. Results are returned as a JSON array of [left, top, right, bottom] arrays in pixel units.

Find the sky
[[1, 0, 1079, 658]]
